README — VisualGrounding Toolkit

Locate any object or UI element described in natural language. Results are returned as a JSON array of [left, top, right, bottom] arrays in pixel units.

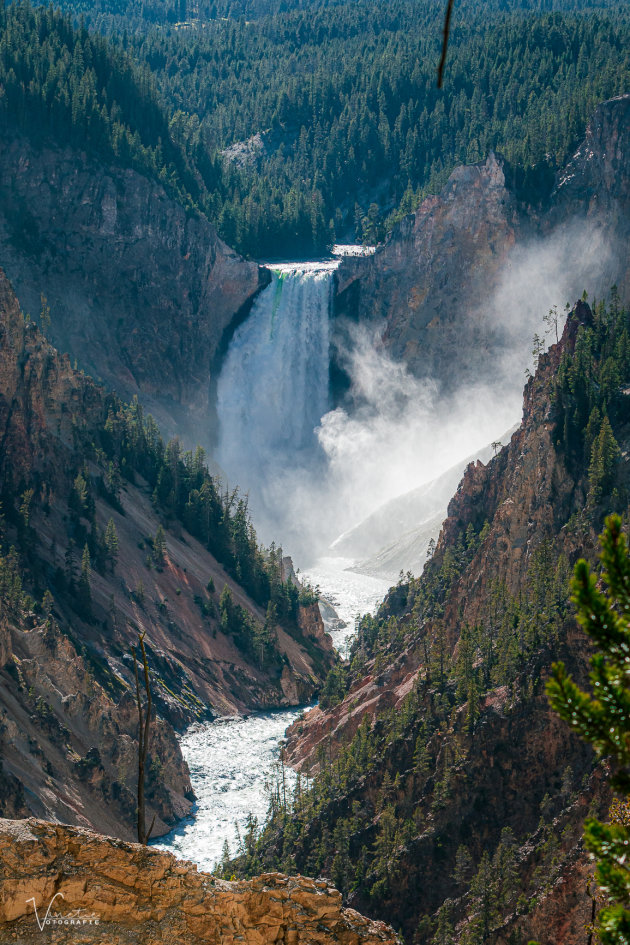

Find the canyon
[[334, 95, 630, 394], [0, 80, 628, 944], [235, 296, 627, 941], [0, 99, 627, 474], [0, 266, 336, 841], [0, 133, 268, 445]]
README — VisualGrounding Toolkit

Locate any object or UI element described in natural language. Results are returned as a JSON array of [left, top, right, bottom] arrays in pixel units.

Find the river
[[154, 559, 389, 870], [154, 254, 409, 869]]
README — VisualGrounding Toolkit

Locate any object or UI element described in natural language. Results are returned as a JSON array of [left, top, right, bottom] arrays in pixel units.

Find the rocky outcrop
[[287, 302, 597, 766], [271, 298, 620, 940], [551, 95, 630, 231], [0, 268, 336, 839], [433, 300, 596, 634], [335, 95, 630, 392], [0, 133, 267, 442], [0, 818, 401, 945], [0, 612, 194, 843], [335, 152, 520, 386]]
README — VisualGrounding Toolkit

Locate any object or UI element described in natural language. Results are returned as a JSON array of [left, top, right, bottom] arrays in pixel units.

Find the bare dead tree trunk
[[587, 891, 596, 945], [437, 0, 454, 88], [586, 879, 597, 945], [132, 632, 156, 845]]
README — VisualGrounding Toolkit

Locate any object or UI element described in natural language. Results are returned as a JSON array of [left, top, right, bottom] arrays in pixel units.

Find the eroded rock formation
[[335, 95, 630, 393], [269, 299, 619, 940], [0, 268, 336, 839], [0, 818, 401, 945], [0, 133, 268, 442]]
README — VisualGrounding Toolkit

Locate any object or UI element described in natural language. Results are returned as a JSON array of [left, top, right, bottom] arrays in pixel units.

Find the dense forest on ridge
[[1, 0, 629, 256]]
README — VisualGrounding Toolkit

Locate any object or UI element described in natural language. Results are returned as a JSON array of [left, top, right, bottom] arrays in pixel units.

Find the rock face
[[0, 133, 267, 442], [336, 152, 520, 385], [335, 95, 630, 392], [0, 268, 336, 839], [551, 94, 630, 247], [0, 610, 194, 844], [0, 818, 401, 945], [273, 300, 621, 940], [290, 305, 600, 775]]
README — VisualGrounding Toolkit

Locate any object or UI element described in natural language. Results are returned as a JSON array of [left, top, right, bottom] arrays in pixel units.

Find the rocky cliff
[[0, 133, 268, 443], [0, 818, 401, 945], [232, 297, 630, 941], [335, 95, 630, 393], [335, 151, 521, 386], [0, 268, 336, 840]]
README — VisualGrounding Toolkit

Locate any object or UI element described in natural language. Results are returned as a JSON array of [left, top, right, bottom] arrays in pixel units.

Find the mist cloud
[[217, 220, 616, 568]]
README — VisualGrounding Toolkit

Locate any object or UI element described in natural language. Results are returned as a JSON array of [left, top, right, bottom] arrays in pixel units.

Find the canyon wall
[[0, 133, 268, 442], [0, 818, 401, 945], [250, 298, 623, 941], [0, 268, 336, 839], [335, 95, 630, 392]]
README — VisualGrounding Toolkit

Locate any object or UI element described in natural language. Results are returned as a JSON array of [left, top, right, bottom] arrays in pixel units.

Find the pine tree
[[41, 589, 54, 618], [453, 844, 473, 886], [433, 900, 455, 945], [77, 543, 92, 617], [104, 518, 119, 568], [464, 851, 499, 944], [73, 471, 88, 513], [153, 524, 166, 566], [588, 415, 620, 506], [466, 679, 480, 734], [19, 488, 34, 529], [547, 515, 630, 944]]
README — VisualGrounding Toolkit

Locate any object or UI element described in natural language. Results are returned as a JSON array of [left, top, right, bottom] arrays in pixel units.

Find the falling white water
[[216, 263, 336, 504]]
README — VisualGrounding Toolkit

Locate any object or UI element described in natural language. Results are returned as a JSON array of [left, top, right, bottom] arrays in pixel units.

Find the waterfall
[[216, 262, 336, 539]]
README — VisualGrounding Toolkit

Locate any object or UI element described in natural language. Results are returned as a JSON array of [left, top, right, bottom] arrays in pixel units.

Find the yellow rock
[[0, 819, 401, 945]]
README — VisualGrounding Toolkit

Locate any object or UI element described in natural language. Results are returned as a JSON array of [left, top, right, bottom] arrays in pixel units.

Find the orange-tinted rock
[[0, 819, 401, 945]]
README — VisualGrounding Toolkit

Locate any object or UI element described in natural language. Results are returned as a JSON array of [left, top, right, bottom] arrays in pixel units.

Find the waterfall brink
[[216, 262, 336, 537]]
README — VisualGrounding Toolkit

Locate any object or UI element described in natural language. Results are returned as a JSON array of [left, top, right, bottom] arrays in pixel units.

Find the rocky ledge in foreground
[[0, 819, 401, 945]]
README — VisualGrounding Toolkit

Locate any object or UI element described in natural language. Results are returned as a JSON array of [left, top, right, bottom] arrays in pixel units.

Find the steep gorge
[[334, 95, 630, 396], [0, 132, 268, 444], [227, 296, 630, 942], [0, 267, 336, 841]]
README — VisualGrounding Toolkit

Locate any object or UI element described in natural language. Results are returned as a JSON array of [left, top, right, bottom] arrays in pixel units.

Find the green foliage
[[104, 518, 118, 567], [218, 298, 630, 937], [554, 297, 630, 515], [588, 415, 621, 506], [99, 396, 299, 622], [319, 662, 349, 711], [547, 515, 630, 943], [125, 1, 630, 257], [5, 1, 629, 257], [0, 2, 200, 210], [153, 524, 166, 565], [0, 546, 32, 614]]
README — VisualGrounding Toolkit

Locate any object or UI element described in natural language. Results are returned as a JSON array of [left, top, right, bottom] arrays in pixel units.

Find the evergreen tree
[[464, 852, 499, 944], [77, 542, 92, 617], [73, 471, 88, 513], [466, 679, 480, 734], [104, 518, 119, 568], [547, 515, 630, 944], [153, 524, 166, 566], [588, 415, 621, 505]]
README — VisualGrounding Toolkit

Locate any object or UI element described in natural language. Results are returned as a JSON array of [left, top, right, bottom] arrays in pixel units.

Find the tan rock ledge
[[0, 818, 401, 944]]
